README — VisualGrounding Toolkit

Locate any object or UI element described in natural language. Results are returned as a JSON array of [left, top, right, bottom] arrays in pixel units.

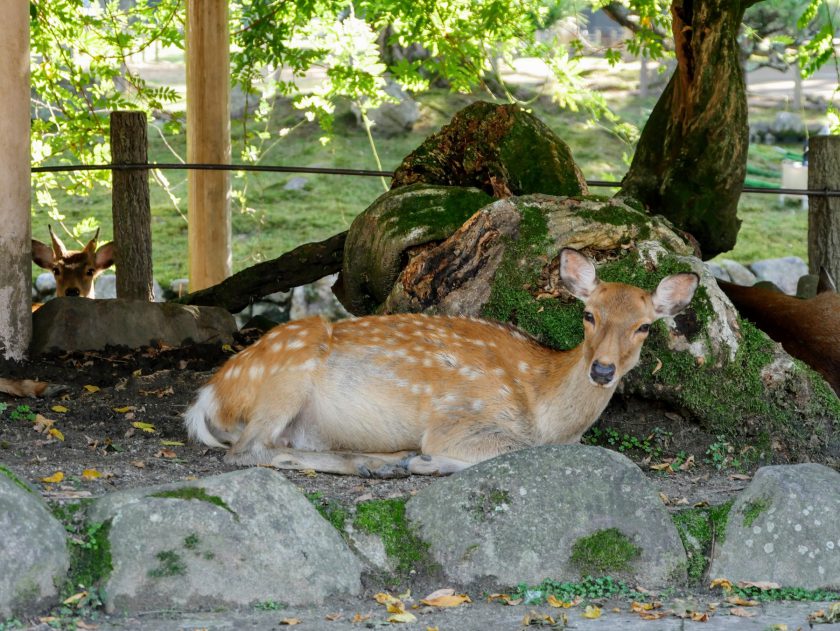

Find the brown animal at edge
[[32, 225, 115, 298], [718, 274, 840, 395], [184, 248, 699, 477]]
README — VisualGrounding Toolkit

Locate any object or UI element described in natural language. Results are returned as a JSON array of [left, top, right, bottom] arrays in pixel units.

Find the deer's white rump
[[184, 249, 699, 477]]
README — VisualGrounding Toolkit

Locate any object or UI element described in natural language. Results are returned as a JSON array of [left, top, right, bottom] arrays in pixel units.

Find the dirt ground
[[0, 329, 749, 510]]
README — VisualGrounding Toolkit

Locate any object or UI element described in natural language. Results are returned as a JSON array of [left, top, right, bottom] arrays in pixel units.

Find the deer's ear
[[95, 241, 115, 271], [32, 239, 55, 269], [652, 273, 699, 318], [560, 248, 599, 300], [48, 225, 68, 257]]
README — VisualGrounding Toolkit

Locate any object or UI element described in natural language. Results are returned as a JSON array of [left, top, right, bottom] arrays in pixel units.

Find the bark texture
[[619, 0, 752, 259], [111, 111, 154, 301], [807, 136, 840, 285]]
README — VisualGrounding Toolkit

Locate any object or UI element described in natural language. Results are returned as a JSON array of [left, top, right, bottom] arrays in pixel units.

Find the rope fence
[[30, 162, 840, 198]]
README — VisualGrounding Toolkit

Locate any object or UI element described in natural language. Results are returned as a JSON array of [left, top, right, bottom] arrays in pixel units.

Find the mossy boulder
[[391, 101, 588, 199], [373, 194, 839, 461], [335, 183, 492, 315]]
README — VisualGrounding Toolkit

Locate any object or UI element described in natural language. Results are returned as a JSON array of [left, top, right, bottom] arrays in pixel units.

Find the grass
[[35, 88, 811, 291]]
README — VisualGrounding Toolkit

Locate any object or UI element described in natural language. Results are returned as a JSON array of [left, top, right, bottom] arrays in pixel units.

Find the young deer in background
[[32, 226, 115, 298], [185, 249, 699, 477]]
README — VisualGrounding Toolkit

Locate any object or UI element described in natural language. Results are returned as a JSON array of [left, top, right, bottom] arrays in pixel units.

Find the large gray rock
[[718, 259, 757, 286], [352, 80, 421, 137], [94, 273, 164, 302], [0, 466, 69, 617], [31, 298, 236, 355], [406, 446, 687, 588], [710, 464, 840, 589], [88, 468, 362, 613]]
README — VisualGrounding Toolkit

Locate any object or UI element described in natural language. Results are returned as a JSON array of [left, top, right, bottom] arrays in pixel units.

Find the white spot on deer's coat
[[230, 365, 242, 379], [287, 339, 306, 350], [519, 361, 530, 373], [248, 364, 264, 380], [271, 343, 284, 353]]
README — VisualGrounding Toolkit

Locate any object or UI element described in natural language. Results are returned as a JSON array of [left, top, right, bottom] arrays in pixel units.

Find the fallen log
[[175, 231, 347, 313]]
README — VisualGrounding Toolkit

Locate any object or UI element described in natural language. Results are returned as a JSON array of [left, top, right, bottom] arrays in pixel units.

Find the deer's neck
[[531, 345, 617, 445]]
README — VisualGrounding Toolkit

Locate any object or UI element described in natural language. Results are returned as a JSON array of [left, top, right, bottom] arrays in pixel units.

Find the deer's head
[[32, 226, 115, 298]]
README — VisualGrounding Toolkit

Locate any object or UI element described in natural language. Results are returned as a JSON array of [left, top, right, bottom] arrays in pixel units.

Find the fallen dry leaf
[[161, 440, 184, 447], [351, 612, 371, 623], [650, 462, 672, 472], [83, 385, 100, 393], [651, 358, 663, 375], [130, 460, 146, 468], [81, 469, 102, 481], [48, 427, 65, 442], [41, 471, 64, 484], [324, 612, 342, 621], [709, 578, 733, 591], [32, 414, 55, 433], [387, 612, 417, 623], [679, 454, 696, 471], [279, 618, 301, 625], [546, 594, 579, 608], [640, 611, 668, 620], [112, 406, 135, 414], [521, 611, 556, 626], [689, 611, 709, 622], [729, 473, 751, 481], [132, 421, 156, 433], [809, 602, 840, 624], [374, 592, 401, 606], [421, 588, 470, 608], [729, 607, 756, 618], [155, 449, 177, 459], [487, 593, 521, 606], [725, 595, 758, 606], [62, 591, 87, 606], [51, 405, 69, 413], [581, 605, 602, 619]]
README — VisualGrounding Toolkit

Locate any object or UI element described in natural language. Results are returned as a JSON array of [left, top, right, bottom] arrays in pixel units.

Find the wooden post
[[111, 111, 155, 301], [807, 135, 840, 285], [186, 0, 231, 291], [0, 2, 31, 360]]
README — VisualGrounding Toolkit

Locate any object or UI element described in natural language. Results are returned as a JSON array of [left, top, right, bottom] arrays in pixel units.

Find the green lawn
[[35, 91, 809, 289]]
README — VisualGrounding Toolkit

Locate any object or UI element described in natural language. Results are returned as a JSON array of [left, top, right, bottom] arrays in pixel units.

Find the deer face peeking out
[[184, 248, 699, 477], [32, 226, 115, 298]]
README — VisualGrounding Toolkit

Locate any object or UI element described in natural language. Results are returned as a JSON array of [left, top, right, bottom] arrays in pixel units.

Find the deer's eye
[[637, 323, 651, 334], [583, 311, 595, 324], [86, 268, 95, 276], [52, 268, 60, 276]]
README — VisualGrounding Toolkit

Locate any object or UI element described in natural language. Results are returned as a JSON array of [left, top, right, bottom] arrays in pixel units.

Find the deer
[[32, 226, 115, 298], [718, 269, 840, 396], [184, 248, 699, 477]]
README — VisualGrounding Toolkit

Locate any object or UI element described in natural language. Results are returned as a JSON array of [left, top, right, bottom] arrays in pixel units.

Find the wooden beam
[[0, 2, 31, 360], [186, 0, 231, 291]]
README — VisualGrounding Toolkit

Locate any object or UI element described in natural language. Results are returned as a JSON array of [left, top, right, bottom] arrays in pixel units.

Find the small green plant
[[570, 528, 641, 575], [9, 405, 35, 422], [0, 402, 8, 415], [0, 618, 23, 630], [509, 575, 646, 604], [583, 426, 666, 461], [148, 550, 187, 578], [254, 600, 287, 611], [705, 436, 737, 470], [725, 584, 840, 602], [354, 498, 430, 576]]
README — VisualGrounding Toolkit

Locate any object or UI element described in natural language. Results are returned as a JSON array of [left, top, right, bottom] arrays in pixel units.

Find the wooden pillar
[[0, 2, 30, 360], [186, 0, 231, 290], [111, 111, 154, 301], [808, 136, 840, 285]]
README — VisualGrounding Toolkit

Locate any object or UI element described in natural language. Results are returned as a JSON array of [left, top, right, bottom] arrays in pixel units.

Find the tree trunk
[[111, 111, 155, 301], [176, 232, 346, 312], [0, 2, 31, 361], [808, 136, 840, 285], [619, 0, 757, 259]]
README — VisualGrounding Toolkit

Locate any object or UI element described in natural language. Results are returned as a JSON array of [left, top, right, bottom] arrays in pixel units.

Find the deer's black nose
[[64, 288, 81, 297], [590, 361, 616, 385]]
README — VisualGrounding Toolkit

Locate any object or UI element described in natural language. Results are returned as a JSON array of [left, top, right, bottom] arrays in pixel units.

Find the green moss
[[672, 501, 732, 584], [65, 520, 113, 592], [0, 464, 34, 495], [183, 533, 200, 550], [569, 528, 641, 576], [741, 498, 770, 528], [307, 492, 349, 532], [148, 550, 187, 578], [150, 487, 237, 519], [353, 498, 429, 576], [384, 184, 492, 237], [509, 576, 645, 604], [482, 204, 584, 349]]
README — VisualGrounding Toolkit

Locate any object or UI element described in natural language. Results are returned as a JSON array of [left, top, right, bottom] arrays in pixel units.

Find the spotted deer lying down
[[184, 249, 699, 477]]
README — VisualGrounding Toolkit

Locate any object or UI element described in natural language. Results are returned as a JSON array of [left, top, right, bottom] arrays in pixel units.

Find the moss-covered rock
[[336, 183, 492, 315], [391, 101, 588, 199]]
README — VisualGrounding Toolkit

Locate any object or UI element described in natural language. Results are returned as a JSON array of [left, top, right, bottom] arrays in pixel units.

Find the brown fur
[[184, 250, 699, 476]]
